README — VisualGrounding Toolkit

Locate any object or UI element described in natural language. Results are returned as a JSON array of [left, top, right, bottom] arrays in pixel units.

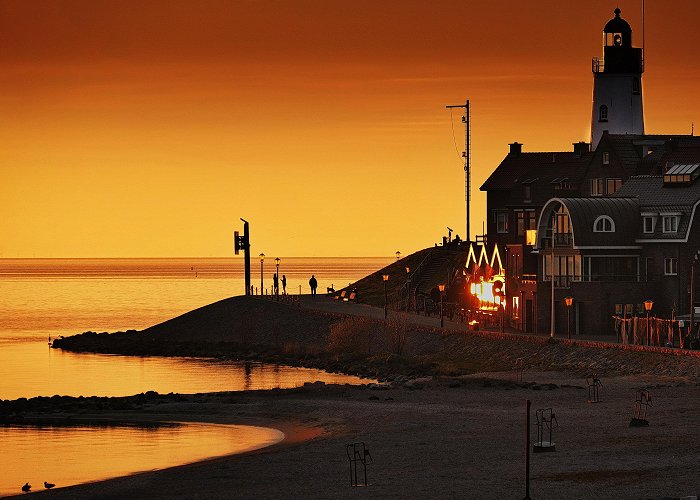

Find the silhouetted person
[[281, 275, 287, 294], [309, 275, 318, 296], [22, 483, 31, 493], [273, 273, 279, 295]]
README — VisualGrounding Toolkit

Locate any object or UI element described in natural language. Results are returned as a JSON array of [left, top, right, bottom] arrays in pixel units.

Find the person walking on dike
[[309, 275, 318, 297], [281, 275, 287, 295], [273, 273, 279, 296]]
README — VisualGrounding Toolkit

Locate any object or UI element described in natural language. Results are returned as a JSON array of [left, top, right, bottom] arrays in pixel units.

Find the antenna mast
[[446, 100, 470, 242]]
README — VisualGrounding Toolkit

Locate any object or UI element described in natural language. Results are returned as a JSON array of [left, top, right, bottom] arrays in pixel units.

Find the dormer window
[[643, 216, 656, 234], [662, 215, 679, 233], [593, 215, 615, 233], [599, 105, 608, 122], [602, 152, 610, 165]]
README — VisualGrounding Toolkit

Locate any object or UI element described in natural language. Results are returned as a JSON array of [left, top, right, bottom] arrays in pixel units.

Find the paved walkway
[[293, 294, 619, 344]]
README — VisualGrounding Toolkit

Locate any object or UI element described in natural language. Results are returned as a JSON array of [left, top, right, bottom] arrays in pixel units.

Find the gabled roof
[[614, 175, 700, 241], [480, 152, 591, 191]]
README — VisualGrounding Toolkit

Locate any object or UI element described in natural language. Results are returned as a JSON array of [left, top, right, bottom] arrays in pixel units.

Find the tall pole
[[567, 306, 571, 340], [690, 255, 696, 341], [446, 100, 470, 241], [384, 280, 388, 319], [550, 213, 556, 337], [524, 399, 531, 500], [241, 219, 251, 295]]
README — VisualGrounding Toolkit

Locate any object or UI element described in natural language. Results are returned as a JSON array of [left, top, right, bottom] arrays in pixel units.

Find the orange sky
[[2, 0, 699, 257]]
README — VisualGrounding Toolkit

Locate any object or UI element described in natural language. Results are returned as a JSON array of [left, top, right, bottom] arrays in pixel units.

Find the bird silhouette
[[44, 482, 55, 489], [21, 483, 31, 492]]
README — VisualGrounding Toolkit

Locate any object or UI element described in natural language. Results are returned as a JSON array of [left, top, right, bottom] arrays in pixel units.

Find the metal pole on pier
[[446, 100, 470, 242]]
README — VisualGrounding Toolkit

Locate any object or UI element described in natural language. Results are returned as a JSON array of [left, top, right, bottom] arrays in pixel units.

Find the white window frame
[[643, 216, 656, 234], [662, 215, 679, 233], [664, 257, 678, 276], [496, 212, 508, 234], [606, 178, 622, 194], [593, 215, 615, 233], [591, 178, 604, 196]]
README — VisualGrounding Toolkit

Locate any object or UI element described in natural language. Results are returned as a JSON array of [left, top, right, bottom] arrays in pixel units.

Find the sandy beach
[[6, 296, 700, 499]]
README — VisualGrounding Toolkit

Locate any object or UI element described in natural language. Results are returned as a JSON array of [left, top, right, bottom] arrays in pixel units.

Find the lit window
[[496, 212, 508, 233], [662, 215, 679, 233], [643, 216, 656, 234], [664, 257, 678, 276], [606, 178, 622, 194], [602, 152, 610, 165], [593, 215, 615, 233], [591, 178, 604, 196], [599, 105, 608, 122]]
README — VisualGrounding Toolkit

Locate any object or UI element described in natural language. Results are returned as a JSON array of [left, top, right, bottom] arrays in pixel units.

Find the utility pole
[[446, 100, 470, 241]]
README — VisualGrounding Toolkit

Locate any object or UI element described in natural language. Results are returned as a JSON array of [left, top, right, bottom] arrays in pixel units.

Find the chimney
[[573, 141, 591, 157], [509, 142, 522, 156]]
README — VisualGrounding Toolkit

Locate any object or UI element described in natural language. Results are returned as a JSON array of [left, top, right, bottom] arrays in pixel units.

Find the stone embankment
[[51, 296, 700, 382]]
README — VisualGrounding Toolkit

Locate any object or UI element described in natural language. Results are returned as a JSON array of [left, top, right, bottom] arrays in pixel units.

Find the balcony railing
[[541, 233, 573, 248]]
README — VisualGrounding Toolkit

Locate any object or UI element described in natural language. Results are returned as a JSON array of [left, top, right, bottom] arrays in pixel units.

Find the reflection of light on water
[[0, 342, 372, 400], [0, 422, 284, 497]]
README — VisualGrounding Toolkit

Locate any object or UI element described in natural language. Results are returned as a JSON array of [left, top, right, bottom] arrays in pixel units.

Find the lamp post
[[275, 257, 280, 301], [439, 284, 446, 328], [383, 274, 390, 319], [259, 253, 265, 295], [405, 266, 411, 312], [564, 296, 573, 340], [644, 299, 653, 346]]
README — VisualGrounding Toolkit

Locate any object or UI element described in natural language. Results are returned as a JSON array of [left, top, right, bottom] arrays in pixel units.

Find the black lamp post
[[259, 253, 265, 295], [383, 274, 389, 319], [564, 296, 573, 340], [275, 257, 280, 301], [644, 299, 653, 346], [439, 283, 446, 327]]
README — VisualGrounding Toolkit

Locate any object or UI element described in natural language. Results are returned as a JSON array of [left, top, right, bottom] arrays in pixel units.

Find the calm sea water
[[0, 257, 387, 495]]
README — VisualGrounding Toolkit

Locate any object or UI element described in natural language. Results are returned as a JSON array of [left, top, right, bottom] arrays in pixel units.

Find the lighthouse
[[590, 8, 644, 148]]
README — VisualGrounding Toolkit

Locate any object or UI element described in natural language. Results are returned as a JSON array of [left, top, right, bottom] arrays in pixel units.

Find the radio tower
[[446, 100, 470, 242]]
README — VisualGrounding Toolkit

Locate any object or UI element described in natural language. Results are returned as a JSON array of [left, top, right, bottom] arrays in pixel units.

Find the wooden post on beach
[[524, 399, 531, 500]]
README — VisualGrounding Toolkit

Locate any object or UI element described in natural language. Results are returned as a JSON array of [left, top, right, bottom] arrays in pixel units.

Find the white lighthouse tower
[[591, 8, 644, 148]]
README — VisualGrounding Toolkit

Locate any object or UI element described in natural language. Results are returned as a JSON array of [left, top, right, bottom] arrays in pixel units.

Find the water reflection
[[0, 422, 284, 497], [0, 342, 370, 400]]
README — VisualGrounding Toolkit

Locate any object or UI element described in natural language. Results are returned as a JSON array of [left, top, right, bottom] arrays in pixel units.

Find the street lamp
[[383, 274, 390, 319], [438, 283, 446, 328], [564, 296, 573, 340], [644, 299, 653, 346], [275, 257, 281, 300], [495, 290, 506, 333], [259, 253, 265, 295], [405, 266, 411, 312]]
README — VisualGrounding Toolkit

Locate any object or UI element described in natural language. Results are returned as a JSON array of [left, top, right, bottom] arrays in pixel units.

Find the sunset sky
[[2, 0, 700, 258]]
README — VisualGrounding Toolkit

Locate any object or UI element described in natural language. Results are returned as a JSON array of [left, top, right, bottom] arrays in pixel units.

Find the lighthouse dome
[[604, 8, 631, 34]]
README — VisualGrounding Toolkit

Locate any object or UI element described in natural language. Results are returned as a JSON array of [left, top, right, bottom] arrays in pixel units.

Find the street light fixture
[[383, 274, 390, 319], [564, 296, 573, 340], [438, 283, 446, 328], [259, 253, 265, 295], [275, 257, 281, 300], [644, 299, 653, 346]]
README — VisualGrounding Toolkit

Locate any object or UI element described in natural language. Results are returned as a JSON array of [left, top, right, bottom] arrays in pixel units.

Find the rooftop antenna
[[446, 100, 470, 242]]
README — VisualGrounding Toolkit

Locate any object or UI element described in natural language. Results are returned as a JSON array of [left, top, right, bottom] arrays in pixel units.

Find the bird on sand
[[21, 483, 31, 492], [44, 482, 56, 489]]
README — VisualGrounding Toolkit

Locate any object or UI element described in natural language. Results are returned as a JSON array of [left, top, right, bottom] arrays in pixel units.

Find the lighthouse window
[[632, 78, 640, 95], [599, 105, 608, 122]]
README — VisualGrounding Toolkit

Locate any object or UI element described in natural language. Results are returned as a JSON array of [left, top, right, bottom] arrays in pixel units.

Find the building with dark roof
[[530, 173, 700, 337]]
